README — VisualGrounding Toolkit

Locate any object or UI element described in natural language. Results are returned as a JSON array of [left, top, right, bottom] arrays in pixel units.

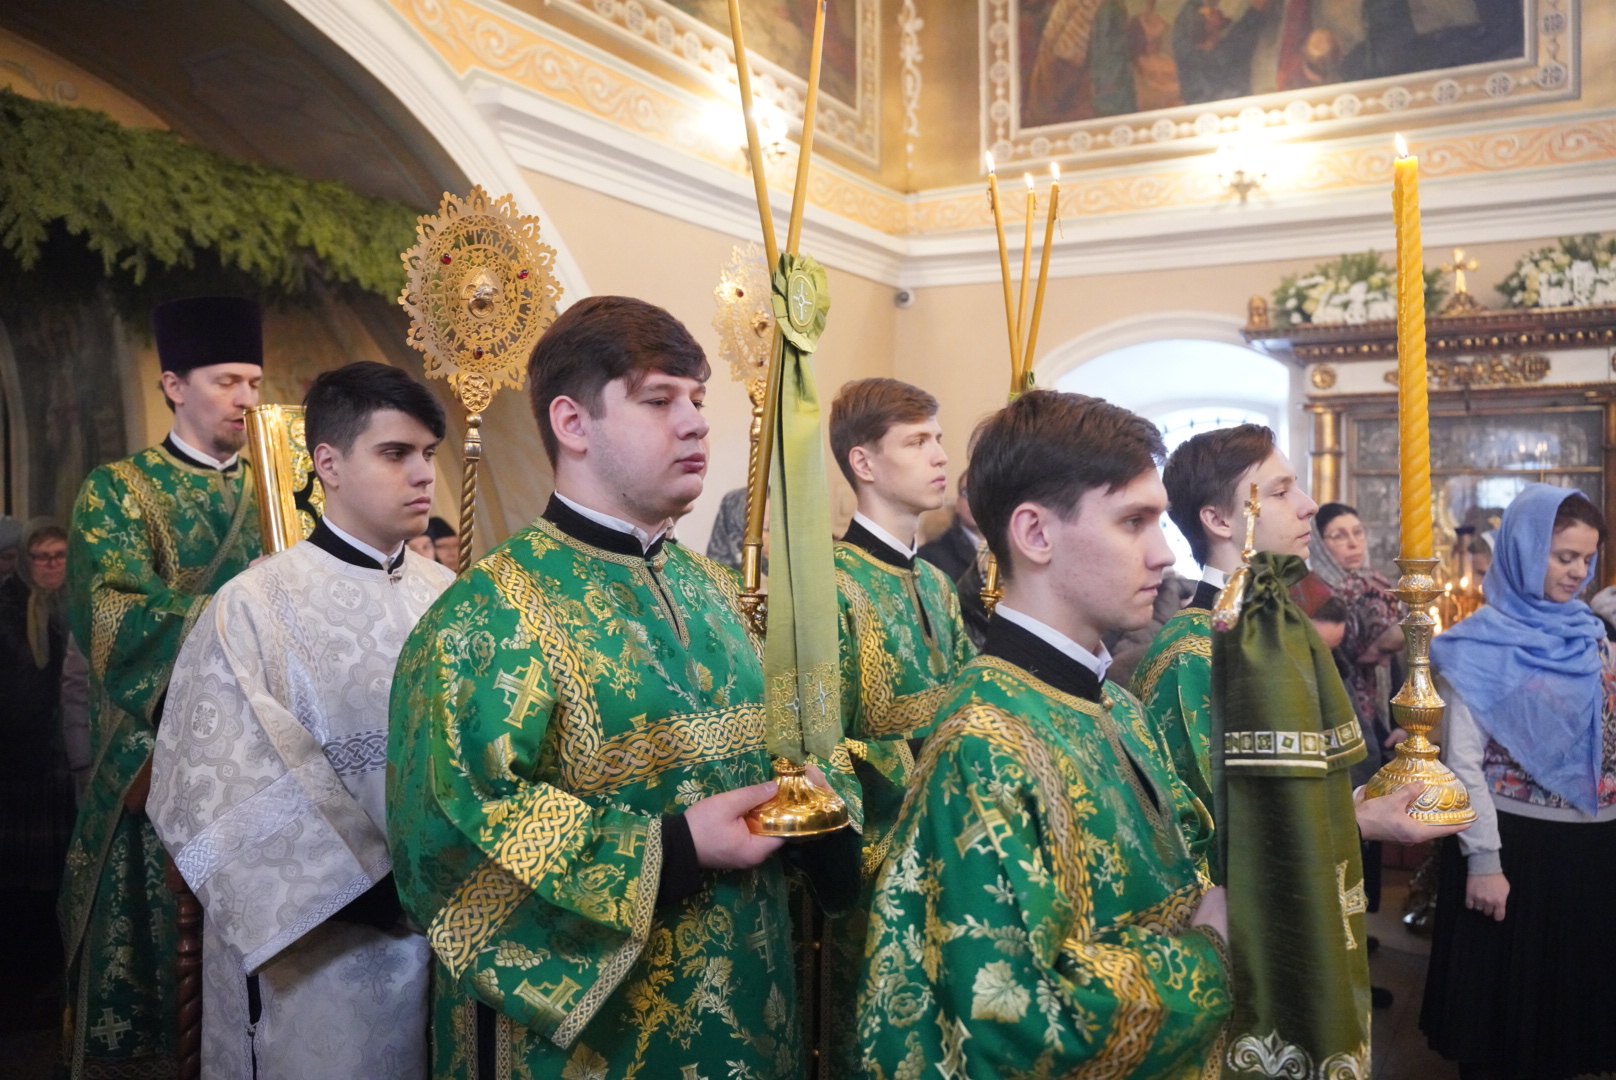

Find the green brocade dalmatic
[[764, 253, 842, 762], [1211, 553, 1372, 1079]]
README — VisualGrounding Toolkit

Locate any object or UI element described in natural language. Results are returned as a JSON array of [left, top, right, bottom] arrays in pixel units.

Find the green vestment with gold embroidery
[[814, 524, 976, 1077], [60, 442, 260, 1079], [858, 618, 1229, 1080], [1211, 555, 1370, 1080], [1133, 581, 1218, 862], [387, 510, 810, 1080]]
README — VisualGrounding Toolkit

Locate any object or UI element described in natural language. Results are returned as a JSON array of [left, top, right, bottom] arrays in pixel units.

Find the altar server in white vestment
[[151, 361, 454, 1080]]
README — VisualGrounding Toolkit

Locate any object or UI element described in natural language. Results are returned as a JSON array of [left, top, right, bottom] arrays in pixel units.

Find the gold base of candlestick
[[1362, 556, 1478, 826], [745, 758, 850, 838]]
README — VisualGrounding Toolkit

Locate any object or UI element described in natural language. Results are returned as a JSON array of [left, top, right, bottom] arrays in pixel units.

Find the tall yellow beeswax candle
[[1394, 135, 1433, 559], [986, 153, 1022, 385]]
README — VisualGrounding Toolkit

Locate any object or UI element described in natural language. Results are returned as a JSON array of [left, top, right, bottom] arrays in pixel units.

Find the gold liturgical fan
[[399, 186, 562, 571]]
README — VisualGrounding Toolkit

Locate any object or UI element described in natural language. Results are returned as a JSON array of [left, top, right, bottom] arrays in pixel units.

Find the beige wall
[[896, 234, 1584, 490], [522, 169, 900, 553]]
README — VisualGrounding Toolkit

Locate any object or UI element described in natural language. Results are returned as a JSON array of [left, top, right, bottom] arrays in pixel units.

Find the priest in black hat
[[59, 296, 267, 1079]]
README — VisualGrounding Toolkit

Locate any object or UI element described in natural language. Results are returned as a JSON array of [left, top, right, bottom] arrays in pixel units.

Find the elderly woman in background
[[1423, 485, 1616, 1080], [1312, 503, 1405, 780], [0, 519, 75, 1026]]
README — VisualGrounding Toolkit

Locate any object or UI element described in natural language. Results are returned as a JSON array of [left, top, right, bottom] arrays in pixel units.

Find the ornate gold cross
[[1240, 482, 1261, 563], [1439, 247, 1479, 295], [493, 661, 551, 728]]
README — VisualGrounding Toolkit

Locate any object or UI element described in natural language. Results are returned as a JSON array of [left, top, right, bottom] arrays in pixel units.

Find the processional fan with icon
[[398, 186, 564, 570]]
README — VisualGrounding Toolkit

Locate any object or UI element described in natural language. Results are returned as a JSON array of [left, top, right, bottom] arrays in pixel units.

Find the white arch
[[1033, 311, 1251, 388], [282, 0, 591, 303]]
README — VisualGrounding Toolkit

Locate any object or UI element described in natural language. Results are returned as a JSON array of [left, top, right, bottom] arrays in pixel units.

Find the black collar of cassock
[[840, 517, 913, 570], [1188, 577, 1221, 611], [310, 517, 405, 574], [981, 613, 1104, 704], [163, 435, 240, 475], [542, 494, 665, 561]]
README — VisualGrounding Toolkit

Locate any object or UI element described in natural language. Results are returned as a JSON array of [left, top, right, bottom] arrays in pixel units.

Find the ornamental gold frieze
[[1246, 304, 1616, 363], [1379, 353, 1551, 390]]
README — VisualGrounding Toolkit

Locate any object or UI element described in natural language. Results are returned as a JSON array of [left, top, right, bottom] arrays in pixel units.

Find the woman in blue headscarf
[[1421, 483, 1616, 1080]]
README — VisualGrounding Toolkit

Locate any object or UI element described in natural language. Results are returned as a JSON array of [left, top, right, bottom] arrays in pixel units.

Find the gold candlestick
[[1363, 558, 1477, 825], [726, 0, 848, 838]]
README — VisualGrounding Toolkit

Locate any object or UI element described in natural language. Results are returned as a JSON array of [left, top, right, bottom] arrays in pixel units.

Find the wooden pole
[[785, 1, 827, 258], [728, 0, 783, 566]]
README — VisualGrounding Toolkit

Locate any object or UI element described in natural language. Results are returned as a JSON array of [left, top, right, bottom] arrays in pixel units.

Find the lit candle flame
[[985, 151, 995, 175], [1395, 133, 1409, 159], [1050, 162, 1060, 181], [1024, 172, 1034, 191]]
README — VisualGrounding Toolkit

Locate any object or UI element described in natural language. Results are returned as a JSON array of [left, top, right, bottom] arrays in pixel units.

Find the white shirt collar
[[168, 428, 238, 471], [554, 492, 665, 554], [995, 604, 1113, 682], [852, 511, 918, 560], [1201, 564, 1229, 589], [322, 516, 404, 569]]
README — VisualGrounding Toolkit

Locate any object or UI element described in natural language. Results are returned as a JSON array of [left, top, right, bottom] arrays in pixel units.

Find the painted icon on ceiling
[[667, 0, 860, 106], [1020, 0, 1525, 127], [984, 0, 1568, 169]]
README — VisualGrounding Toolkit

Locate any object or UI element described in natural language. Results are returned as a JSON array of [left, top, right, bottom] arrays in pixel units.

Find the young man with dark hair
[[858, 390, 1231, 1076], [815, 378, 976, 1076], [61, 295, 266, 1078], [387, 295, 820, 1078], [151, 361, 453, 1079], [1134, 424, 1473, 852], [1131, 423, 1312, 810]]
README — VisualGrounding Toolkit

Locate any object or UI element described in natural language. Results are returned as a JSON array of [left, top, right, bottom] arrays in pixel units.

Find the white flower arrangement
[[1273, 252, 1441, 328], [1498, 235, 1616, 309]]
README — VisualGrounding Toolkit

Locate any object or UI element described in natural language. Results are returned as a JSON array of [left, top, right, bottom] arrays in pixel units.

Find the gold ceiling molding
[[906, 114, 1616, 233], [391, 0, 1611, 241], [981, 0, 1577, 171], [395, 0, 877, 165]]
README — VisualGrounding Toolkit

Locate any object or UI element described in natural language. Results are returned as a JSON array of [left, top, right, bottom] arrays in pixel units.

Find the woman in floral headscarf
[[1311, 503, 1404, 780], [1423, 485, 1616, 1080]]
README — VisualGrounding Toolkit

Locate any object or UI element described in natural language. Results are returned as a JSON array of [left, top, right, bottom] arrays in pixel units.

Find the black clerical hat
[[152, 296, 263, 374], [425, 515, 457, 540]]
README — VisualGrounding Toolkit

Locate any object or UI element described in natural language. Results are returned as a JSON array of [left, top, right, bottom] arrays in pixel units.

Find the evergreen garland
[[0, 89, 422, 318]]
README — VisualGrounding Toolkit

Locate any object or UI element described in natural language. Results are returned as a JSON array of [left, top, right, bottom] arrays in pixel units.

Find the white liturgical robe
[[151, 538, 454, 1080]]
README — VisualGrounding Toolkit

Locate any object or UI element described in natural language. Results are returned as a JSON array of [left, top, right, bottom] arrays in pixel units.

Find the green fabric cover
[[1211, 553, 1372, 1079]]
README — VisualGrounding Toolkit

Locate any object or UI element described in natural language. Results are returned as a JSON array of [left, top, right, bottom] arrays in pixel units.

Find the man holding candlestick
[[387, 297, 844, 1080], [1134, 423, 1470, 848]]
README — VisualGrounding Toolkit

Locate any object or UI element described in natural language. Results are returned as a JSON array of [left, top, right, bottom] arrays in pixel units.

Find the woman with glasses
[[1312, 503, 1406, 774], [0, 519, 75, 1028]]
